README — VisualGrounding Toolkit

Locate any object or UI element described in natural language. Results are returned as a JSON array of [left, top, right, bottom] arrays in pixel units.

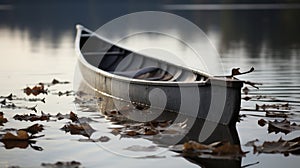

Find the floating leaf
[[172, 140, 247, 158], [0, 112, 8, 125], [265, 111, 288, 118], [256, 103, 291, 111], [69, 111, 79, 122], [231, 67, 254, 77], [41, 161, 81, 168], [258, 119, 267, 127], [13, 113, 50, 122], [253, 137, 300, 156], [0, 93, 14, 100], [21, 124, 44, 135], [1, 103, 38, 112], [61, 122, 95, 137], [268, 119, 300, 134], [2, 130, 30, 140], [24, 85, 47, 96], [242, 87, 249, 95], [0, 139, 43, 151], [38, 78, 70, 87]]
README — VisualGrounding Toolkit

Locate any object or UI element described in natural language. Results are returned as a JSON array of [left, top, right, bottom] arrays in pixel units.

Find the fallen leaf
[[0, 93, 14, 100], [1, 103, 37, 112], [258, 119, 267, 127], [242, 87, 249, 95], [172, 140, 247, 158], [0, 139, 43, 151], [268, 119, 300, 134], [231, 67, 254, 77], [265, 111, 288, 118], [212, 142, 246, 156], [41, 161, 81, 168], [244, 139, 259, 147], [253, 137, 300, 156], [256, 103, 291, 111], [13, 113, 50, 122], [61, 122, 95, 137], [69, 111, 79, 122], [24, 85, 47, 96], [21, 124, 44, 135], [0, 112, 8, 125], [2, 130, 29, 140]]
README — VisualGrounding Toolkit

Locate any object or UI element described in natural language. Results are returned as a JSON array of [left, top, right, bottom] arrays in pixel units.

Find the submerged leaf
[[61, 122, 95, 137]]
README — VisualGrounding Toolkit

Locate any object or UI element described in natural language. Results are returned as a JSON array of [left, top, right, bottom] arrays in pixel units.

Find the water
[[1, 1, 300, 168]]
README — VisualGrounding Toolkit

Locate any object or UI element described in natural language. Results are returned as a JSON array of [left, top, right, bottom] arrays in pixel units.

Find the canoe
[[75, 24, 243, 125]]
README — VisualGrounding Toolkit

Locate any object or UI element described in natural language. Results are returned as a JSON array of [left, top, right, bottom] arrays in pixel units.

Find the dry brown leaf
[[2, 130, 30, 140], [212, 142, 246, 156], [61, 122, 95, 137], [0, 112, 8, 125], [69, 111, 79, 122], [258, 119, 267, 127], [13, 113, 50, 122], [21, 124, 44, 135], [24, 85, 47, 96], [183, 140, 211, 151]]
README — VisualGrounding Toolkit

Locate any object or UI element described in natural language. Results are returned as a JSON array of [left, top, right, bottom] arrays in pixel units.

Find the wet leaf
[[1, 103, 38, 112], [258, 119, 267, 127], [268, 119, 300, 134], [231, 67, 254, 77], [242, 87, 249, 95], [21, 124, 44, 135], [212, 142, 246, 156], [253, 137, 300, 156], [13, 113, 50, 122], [0, 139, 43, 151], [41, 161, 81, 168], [265, 111, 288, 118], [38, 78, 70, 87], [24, 85, 47, 96], [69, 111, 79, 122], [172, 140, 247, 158], [60, 122, 95, 137], [244, 139, 259, 147], [2, 130, 30, 140], [0, 112, 8, 125], [0, 93, 14, 100], [256, 103, 291, 111]]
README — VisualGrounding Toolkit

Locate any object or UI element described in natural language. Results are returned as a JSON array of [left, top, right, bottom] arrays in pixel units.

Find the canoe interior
[[79, 29, 208, 82]]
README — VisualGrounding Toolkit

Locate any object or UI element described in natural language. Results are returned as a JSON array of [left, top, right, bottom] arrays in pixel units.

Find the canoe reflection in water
[[75, 81, 242, 168]]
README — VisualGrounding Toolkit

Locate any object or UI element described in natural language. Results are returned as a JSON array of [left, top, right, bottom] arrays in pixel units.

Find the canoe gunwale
[[75, 24, 243, 89]]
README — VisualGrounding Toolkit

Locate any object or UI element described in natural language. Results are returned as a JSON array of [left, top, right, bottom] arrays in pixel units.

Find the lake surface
[[0, 1, 300, 168]]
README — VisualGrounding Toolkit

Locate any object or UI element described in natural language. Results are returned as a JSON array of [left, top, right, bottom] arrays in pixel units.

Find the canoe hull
[[78, 60, 241, 125]]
